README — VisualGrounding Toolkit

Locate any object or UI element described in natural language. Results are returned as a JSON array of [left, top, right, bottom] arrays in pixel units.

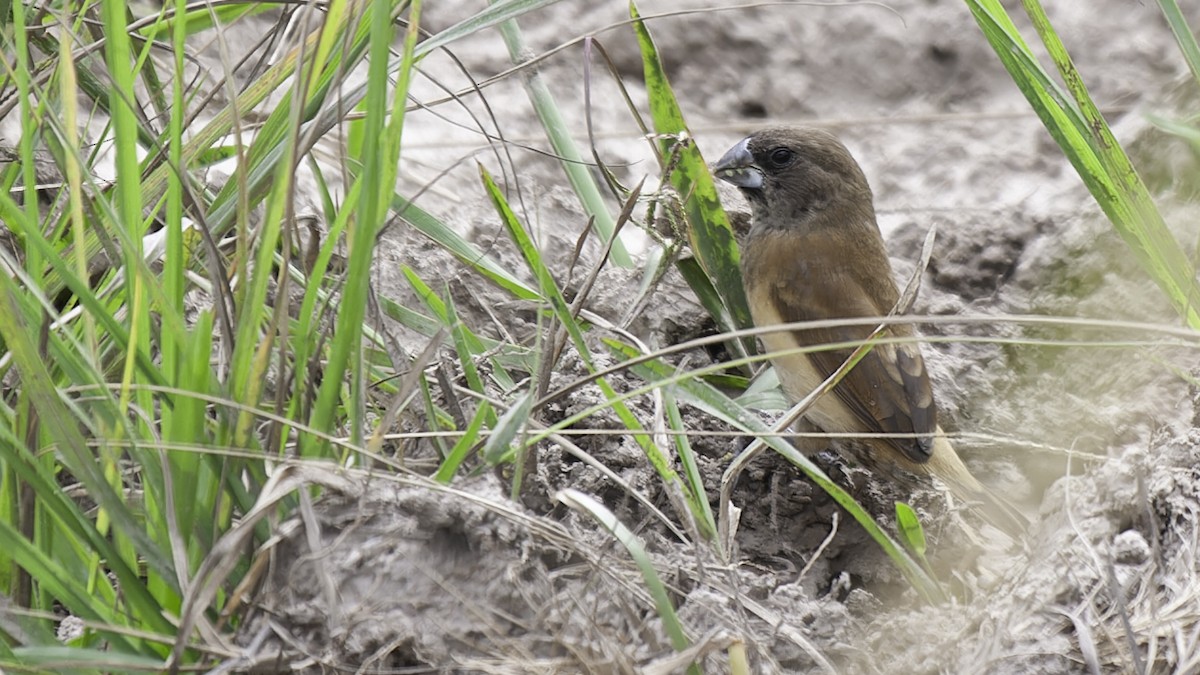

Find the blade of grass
[[1157, 0, 1200, 88], [5, 645, 165, 671], [676, 256, 742, 344], [415, 0, 565, 57], [895, 502, 936, 579], [132, 1, 269, 42], [485, 391, 535, 501], [102, 0, 153, 444], [0, 285, 177, 630], [401, 266, 518, 393], [629, 1, 754, 351], [557, 489, 700, 675], [480, 165, 687, 506], [493, 6, 631, 267], [307, 0, 422, 452], [394, 197, 539, 301], [966, 0, 1200, 327], [662, 386, 716, 542], [435, 401, 493, 483], [445, 290, 496, 420]]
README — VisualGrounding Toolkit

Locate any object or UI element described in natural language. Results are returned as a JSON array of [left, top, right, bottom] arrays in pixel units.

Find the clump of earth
[[227, 2, 1200, 672]]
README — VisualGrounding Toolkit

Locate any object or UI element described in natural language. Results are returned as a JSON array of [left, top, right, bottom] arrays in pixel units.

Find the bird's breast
[[746, 282, 863, 435]]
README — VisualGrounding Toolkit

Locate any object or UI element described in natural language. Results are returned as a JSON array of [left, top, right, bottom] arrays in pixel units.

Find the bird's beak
[[713, 137, 763, 189]]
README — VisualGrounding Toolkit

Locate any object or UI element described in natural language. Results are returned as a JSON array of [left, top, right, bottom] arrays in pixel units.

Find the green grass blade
[[495, 9, 631, 267], [394, 196, 539, 301], [676, 256, 742, 346], [435, 401, 492, 483], [895, 502, 928, 558], [966, 0, 1200, 327], [102, 0, 153, 436], [444, 289, 500, 427], [558, 489, 700, 674], [6, 646, 164, 672], [132, 1, 269, 41], [483, 391, 534, 465], [662, 387, 716, 541], [480, 165, 682, 499], [307, 1, 421, 452], [1157, 0, 1200, 87], [895, 502, 937, 580], [0, 287, 176, 631], [480, 163, 587, 357], [630, 1, 754, 347], [379, 294, 444, 336], [399, 266, 531, 384], [414, 0, 564, 57]]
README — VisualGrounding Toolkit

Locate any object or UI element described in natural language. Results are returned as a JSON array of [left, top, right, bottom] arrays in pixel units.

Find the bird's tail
[[925, 433, 1029, 538], [958, 481, 1029, 538]]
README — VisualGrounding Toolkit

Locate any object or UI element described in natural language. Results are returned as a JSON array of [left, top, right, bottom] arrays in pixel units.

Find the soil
[[222, 2, 1200, 673]]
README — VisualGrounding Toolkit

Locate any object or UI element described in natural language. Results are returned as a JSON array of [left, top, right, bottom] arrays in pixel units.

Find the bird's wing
[[768, 274, 937, 463]]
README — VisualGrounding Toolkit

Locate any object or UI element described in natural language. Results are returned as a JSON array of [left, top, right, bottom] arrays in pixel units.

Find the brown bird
[[713, 126, 1025, 535]]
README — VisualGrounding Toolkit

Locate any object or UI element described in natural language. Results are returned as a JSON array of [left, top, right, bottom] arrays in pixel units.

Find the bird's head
[[713, 127, 874, 234]]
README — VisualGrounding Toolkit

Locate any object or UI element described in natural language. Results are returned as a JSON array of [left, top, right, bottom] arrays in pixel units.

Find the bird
[[713, 126, 1026, 536]]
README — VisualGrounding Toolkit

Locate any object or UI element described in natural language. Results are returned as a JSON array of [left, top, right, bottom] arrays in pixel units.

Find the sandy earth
[[195, 1, 1200, 673]]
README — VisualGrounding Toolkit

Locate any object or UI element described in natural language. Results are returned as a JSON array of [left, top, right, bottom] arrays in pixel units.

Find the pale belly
[[749, 295, 863, 436]]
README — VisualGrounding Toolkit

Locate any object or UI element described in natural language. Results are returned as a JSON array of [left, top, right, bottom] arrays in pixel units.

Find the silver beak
[[713, 137, 763, 189]]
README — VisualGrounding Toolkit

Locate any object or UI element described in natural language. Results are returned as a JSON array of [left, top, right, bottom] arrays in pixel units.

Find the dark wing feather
[[769, 269, 937, 463]]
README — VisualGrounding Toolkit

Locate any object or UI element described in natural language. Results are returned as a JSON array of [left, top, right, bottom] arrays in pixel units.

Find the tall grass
[[966, 0, 1200, 327], [0, 0, 573, 668]]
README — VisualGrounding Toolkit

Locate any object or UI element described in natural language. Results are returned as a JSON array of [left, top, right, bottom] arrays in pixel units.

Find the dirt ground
[[234, 2, 1200, 673]]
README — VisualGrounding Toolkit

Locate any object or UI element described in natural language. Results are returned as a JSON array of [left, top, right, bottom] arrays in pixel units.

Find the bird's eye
[[767, 147, 794, 168]]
